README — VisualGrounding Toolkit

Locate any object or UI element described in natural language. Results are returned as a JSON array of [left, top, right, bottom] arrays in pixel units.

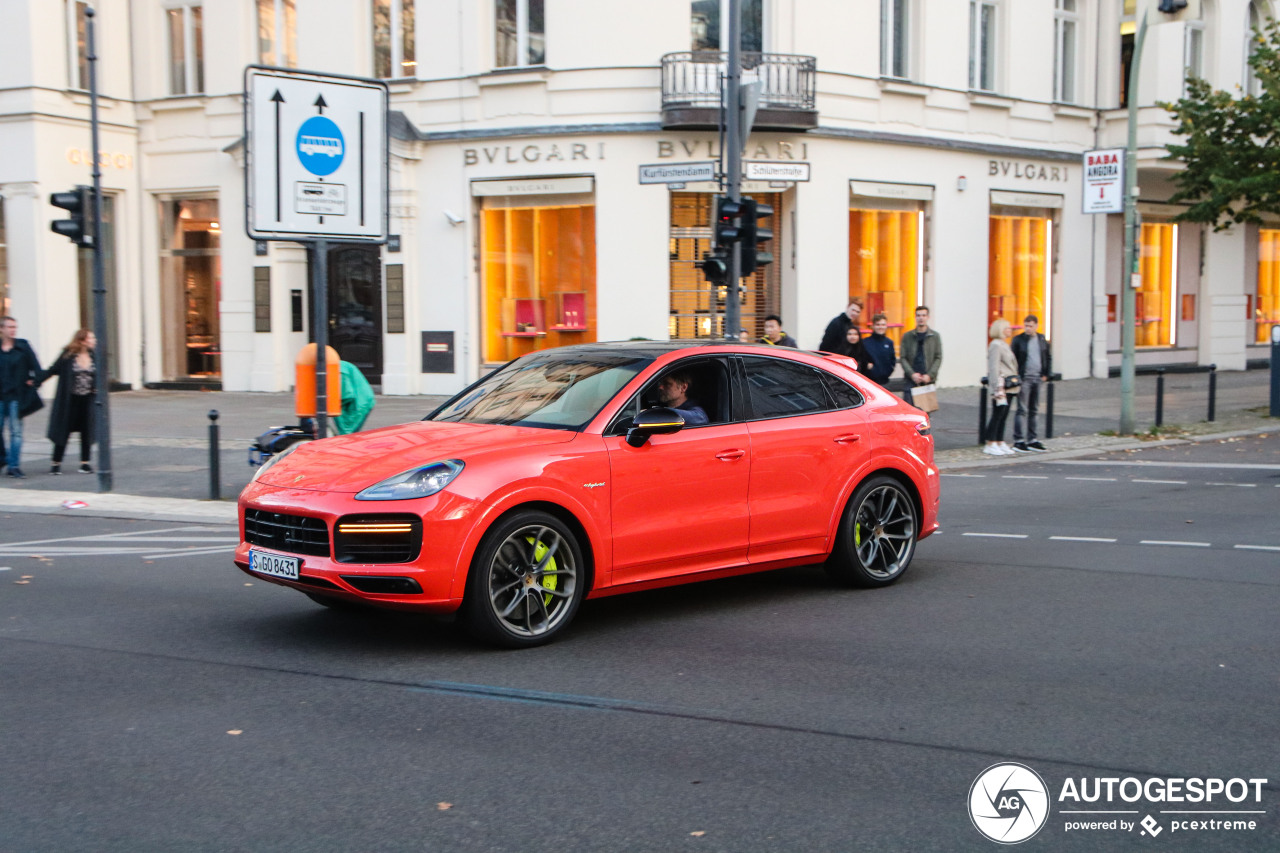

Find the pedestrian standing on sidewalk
[[760, 315, 798, 348], [0, 316, 44, 479], [835, 325, 874, 378], [818, 297, 863, 352], [898, 305, 942, 406], [983, 318, 1019, 457], [862, 314, 897, 386], [1011, 314, 1051, 453], [41, 329, 97, 474]]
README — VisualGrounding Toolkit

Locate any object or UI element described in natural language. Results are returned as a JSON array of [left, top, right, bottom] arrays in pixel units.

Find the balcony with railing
[[660, 52, 818, 131]]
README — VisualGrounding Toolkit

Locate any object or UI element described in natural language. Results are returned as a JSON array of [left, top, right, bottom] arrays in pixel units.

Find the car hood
[[255, 420, 578, 493]]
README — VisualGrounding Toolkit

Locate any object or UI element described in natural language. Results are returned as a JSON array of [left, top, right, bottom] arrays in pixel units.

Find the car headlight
[[355, 460, 465, 501], [250, 441, 304, 482]]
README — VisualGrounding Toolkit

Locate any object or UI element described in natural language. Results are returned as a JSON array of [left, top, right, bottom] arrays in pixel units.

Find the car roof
[[536, 340, 783, 356]]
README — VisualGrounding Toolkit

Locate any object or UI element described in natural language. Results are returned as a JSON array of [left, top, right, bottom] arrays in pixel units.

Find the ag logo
[[969, 762, 1050, 844]]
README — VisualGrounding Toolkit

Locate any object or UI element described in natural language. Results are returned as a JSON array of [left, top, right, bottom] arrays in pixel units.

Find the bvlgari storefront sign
[[463, 142, 606, 165]]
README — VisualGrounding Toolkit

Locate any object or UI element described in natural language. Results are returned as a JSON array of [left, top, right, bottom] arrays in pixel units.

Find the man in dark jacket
[[861, 313, 897, 386], [898, 305, 942, 405], [760, 315, 798, 348], [818, 298, 863, 352], [1010, 314, 1051, 452], [0, 316, 44, 478]]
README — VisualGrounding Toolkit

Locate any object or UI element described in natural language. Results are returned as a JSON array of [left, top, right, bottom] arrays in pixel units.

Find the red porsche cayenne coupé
[[235, 341, 939, 646]]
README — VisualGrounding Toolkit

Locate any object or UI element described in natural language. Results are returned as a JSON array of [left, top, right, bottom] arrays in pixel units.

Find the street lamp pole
[[1120, 10, 1148, 436], [86, 7, 113, 492]]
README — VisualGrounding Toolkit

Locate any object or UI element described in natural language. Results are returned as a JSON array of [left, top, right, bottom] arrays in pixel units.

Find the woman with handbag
[[983, 318, 1019, 456], [40, 329, 97, 474]]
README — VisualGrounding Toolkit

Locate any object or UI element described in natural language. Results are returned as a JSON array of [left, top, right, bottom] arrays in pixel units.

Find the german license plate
[[249, 549, 300, 580]]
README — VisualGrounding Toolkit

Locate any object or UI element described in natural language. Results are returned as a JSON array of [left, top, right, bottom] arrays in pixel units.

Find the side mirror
[[625, 407, 685, 447]]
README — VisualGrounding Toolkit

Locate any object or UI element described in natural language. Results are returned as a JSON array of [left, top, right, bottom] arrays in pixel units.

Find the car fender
[[823, 440, 937, 544], [444, 439, 612, 600]]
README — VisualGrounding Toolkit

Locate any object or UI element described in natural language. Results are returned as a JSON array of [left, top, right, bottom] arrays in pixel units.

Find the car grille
[[244, 509, 330, 557], [333, 514, 423, 564]]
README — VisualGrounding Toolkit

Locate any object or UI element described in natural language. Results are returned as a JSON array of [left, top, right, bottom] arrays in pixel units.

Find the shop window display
[[481, 202, 596, 364], [1136, 222, 1177, 347], [988, 214, 1050, 337], [849, 207, 921, 346], [1258, 229, 1280, 344]]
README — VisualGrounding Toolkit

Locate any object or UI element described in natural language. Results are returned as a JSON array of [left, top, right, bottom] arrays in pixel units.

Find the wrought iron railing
[[661, 51, 817, 111]]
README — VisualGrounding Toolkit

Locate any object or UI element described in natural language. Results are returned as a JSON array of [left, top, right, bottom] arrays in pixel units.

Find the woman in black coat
[[834, 324, 874, 379], [40, 329, 97, 474]]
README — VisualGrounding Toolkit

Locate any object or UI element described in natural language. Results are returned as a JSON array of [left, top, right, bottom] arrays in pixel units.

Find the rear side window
[[742, 357, 833, 418], [822, 373, 864, 409]]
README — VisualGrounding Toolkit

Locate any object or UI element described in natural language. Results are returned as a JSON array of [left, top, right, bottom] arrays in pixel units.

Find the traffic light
[[1157, 0, 1187, 12], [50, 186, 95, 248], [739, 198, 773, 276], [713, 196, 743, 250], [699, 249, 729, 286]]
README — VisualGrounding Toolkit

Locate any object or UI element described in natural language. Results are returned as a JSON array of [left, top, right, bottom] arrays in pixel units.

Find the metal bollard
[[208, 409, 221, 501], [1207, 364, 1217, 422], [1045, 374, 1057, 439], [978, 377, 989, 446], [1155, 368, 1165, 427]]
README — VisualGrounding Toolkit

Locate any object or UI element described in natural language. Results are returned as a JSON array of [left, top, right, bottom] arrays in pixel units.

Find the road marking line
[[942, 473, 985, 478], [0, 526, 233, 549], [1003, 475, 1049, 480], [962, 533, 1028, 539], [74, 536, 239, 543], [1132, 479, 1187, 485], [1050, 536, 1118, 543], [144, 546, 238, 560], [1206, 482, 1256, 488], [1140, 540, 1211, 548], [1064, 477, 1117, 481], [1049, 461, 1280, 470], [1234, 544, 1280, 552]]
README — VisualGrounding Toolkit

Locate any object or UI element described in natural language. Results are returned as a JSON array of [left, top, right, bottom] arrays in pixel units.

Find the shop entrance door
[[310, 244, 383, 384]]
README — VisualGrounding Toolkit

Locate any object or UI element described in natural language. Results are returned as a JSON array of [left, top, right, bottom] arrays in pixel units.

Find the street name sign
[[744, 161, 810, 182], [1083, 148, 1124, 214], [245, 66, 389, 242], [639, 162, 718, 184]]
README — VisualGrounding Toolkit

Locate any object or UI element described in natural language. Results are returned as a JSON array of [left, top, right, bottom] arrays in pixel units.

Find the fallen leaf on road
[[691, 831, 706, 837], [437, 803, 452, 811], [14, 580, 29, 585], [244, 583, 254, 586], [227, 730, 243, 735]]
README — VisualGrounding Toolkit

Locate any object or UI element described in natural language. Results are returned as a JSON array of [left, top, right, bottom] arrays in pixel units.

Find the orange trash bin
[[295, 344, 342, 417]]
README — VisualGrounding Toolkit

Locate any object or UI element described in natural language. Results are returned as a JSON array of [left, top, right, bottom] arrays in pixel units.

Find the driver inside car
[[653, 370, 709, 426]]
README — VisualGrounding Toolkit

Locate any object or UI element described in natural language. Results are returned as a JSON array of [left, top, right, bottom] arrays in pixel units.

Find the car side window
[[608, 357, 732, 434], [742, 357, 834, 419], [822, 373, 865, 409]]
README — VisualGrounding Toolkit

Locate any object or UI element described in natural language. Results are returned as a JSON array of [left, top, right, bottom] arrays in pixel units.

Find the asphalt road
[[0, 436, 1277, 851]]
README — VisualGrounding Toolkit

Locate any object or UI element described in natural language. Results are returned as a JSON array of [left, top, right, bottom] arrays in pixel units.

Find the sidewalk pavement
[[0, 368, 1273, 524]]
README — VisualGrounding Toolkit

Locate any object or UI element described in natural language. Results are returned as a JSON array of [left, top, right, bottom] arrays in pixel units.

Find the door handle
[[833, 434, 862, 444], [715, 449, 746, 461]]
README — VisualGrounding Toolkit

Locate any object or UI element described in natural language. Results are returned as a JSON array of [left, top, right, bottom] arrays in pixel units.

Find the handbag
[[1003, 375, 1021, 391]]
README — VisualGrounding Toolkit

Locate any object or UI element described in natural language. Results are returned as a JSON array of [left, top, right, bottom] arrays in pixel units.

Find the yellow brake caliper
[[527, 537, 558, 606]]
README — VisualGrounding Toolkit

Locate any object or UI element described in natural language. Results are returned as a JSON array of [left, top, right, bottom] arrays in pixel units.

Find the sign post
[[245, 67, 388, 437]]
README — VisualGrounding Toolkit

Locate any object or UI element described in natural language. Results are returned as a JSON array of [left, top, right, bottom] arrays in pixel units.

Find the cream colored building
[[0, 0, 1274, 396]]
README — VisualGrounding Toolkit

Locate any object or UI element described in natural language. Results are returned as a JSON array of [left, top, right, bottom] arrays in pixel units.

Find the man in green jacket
[[333, 361, 376, 435], [899, 306, 942, 405]]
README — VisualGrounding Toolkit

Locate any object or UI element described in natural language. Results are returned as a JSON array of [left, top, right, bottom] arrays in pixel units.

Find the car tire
[[463, 509, 586, 648], [825, 475, 918, 588]]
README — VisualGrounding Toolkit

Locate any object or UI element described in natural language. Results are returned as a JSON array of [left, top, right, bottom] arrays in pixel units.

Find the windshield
[[428, 351, 653, 430]]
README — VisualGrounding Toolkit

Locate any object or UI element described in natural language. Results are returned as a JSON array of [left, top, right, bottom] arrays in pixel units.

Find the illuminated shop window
[[988, 213, 1051, 336], [481, 202, 596, 364], [850, 206, 923, 346], [1258, 229, 1280, 344], [1136, 222, 1177, 347]]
